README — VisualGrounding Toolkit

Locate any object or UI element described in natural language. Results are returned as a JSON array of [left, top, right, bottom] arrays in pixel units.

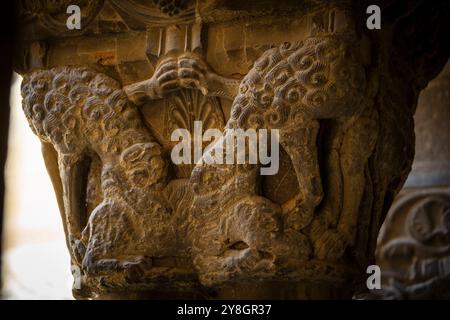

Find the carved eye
[[29, 103, 45, 121], [90, 76, 116, 96], [312, 93, 325, 106], [60, 83, 69, 93], [150, 157, 165, 170], [202, 171, 214, 183]]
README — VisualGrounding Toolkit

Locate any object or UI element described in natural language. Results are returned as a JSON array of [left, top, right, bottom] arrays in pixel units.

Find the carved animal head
[[227, 36, 366, 130]]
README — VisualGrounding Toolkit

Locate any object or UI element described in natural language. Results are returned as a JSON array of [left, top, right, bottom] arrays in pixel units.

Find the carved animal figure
[[190, 36, 371, 284], [21, 67, 172, 278]]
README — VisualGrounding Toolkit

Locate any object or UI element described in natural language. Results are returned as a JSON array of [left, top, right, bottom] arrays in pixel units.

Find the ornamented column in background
[[377, 60, 450, 299]]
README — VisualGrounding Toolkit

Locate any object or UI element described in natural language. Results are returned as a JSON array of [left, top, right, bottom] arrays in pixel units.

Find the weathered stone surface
[[14, 0, 450, 299]]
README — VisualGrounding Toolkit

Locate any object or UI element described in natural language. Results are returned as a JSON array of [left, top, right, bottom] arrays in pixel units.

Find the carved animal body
[[21, 67, 174, 278], [190, 36, 370, 284]]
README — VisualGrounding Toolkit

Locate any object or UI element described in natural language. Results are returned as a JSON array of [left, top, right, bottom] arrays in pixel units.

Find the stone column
[[13, 1, 450, 299], [377, 60, 450, 299]]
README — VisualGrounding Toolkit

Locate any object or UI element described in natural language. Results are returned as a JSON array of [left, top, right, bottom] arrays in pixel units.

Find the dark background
[[0, 1, 17, 294]]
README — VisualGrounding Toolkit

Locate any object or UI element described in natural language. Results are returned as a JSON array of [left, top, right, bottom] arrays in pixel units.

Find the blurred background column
[[377, 59, 450, 299]]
